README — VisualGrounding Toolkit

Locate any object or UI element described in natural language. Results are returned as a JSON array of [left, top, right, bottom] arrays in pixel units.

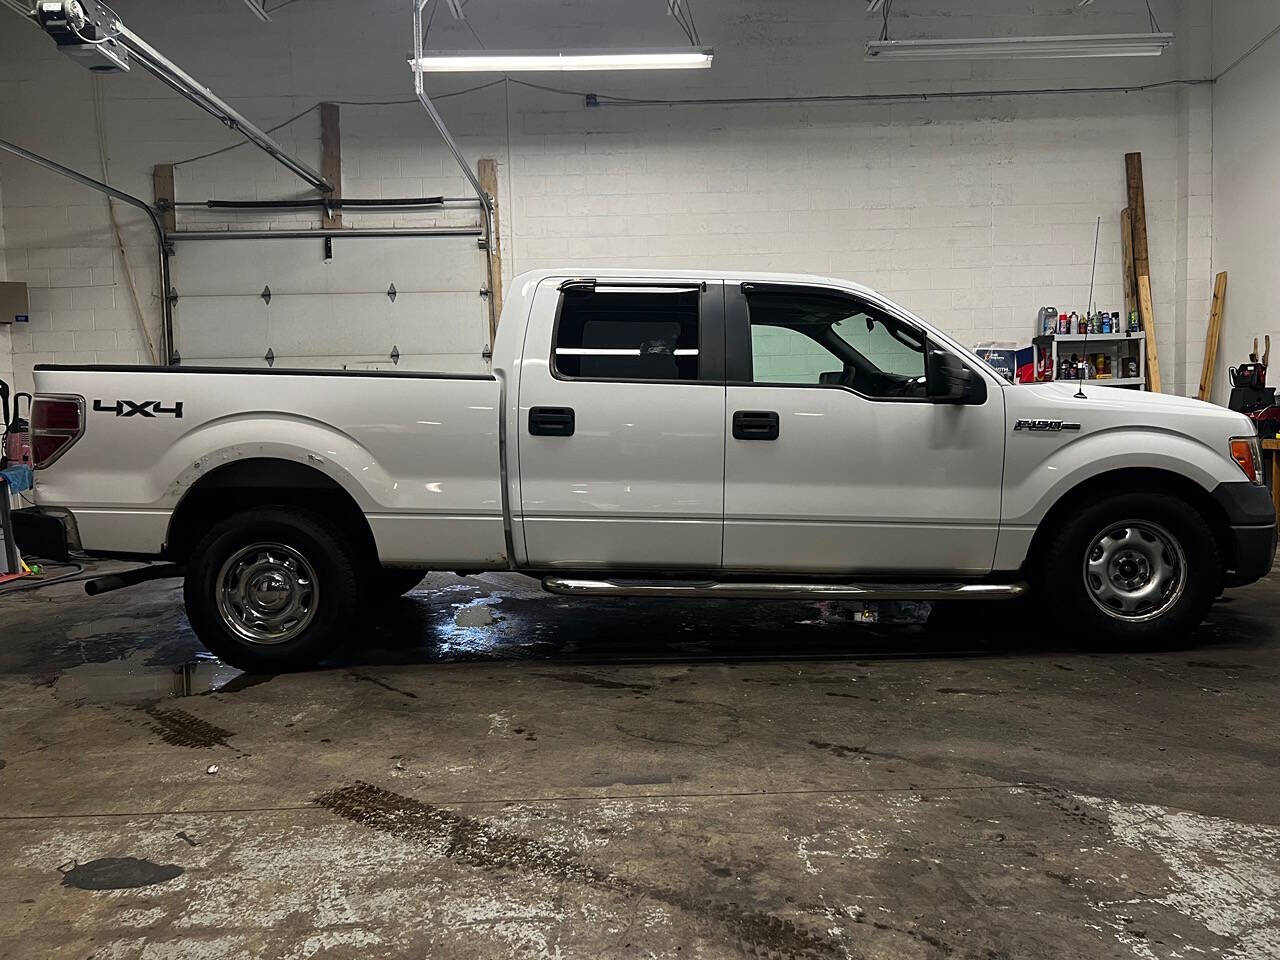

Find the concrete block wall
[[0, 0, 1222, 396], [1210, 0, 1280, 405]]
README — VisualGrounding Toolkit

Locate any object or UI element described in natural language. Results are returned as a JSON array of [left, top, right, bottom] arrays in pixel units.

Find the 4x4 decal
[[93, 399, 184, 419]]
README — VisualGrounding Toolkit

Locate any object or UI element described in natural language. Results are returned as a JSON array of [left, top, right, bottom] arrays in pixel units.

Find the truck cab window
[[554, 288, 700, 381], [746, 290, 928, 399]]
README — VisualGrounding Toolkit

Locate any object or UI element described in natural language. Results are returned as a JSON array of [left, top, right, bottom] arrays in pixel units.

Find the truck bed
[[31, 364, 509, 565]]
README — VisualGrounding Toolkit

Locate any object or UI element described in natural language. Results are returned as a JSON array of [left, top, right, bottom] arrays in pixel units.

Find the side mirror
[[926, 341, 987, 405]]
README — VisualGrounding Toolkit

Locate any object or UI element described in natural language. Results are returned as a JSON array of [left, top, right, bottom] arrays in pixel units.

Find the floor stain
[[144, 705, 235, 749], [546, 671, 652, 694], [350, 672, 419, 699], [175, 831, 199, 847], [59, 857, 183, 890], [314, 780, 844, 959], [936, 687, 1003, 696], [808, 739, 907, 762]]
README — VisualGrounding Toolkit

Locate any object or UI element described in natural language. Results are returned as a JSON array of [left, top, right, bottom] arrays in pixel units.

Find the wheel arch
[[1023, 467, 1234, 576], [164, 457, 378, 565]]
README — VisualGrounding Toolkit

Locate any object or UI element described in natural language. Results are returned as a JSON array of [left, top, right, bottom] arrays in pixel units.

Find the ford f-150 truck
[[26, 269, 1276, 669]]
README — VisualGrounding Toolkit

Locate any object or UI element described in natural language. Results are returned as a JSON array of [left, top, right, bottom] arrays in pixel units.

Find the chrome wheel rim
[[1083, 520, 1186, 623], [215, 542, 319, 645]]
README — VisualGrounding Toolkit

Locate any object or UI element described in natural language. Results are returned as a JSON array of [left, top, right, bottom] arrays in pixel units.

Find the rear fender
[[159, 414, 386, 513]]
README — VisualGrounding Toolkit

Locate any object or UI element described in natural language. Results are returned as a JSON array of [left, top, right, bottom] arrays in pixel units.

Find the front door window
[[746, 291, 928, 400]]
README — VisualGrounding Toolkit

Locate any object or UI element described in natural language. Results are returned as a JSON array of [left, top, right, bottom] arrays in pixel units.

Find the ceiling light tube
[[409, 47, 714, 72], [866, 32, 1174, 61]]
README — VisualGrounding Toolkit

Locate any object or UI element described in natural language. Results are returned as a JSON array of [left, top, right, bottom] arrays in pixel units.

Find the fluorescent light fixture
[[409, 47, 714, 72], [866, 32, 1174, 61]]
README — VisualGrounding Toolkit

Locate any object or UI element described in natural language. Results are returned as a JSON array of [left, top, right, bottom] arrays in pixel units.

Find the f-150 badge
[[93, 400, 184, 419], [1014, 419, 1080, 432]]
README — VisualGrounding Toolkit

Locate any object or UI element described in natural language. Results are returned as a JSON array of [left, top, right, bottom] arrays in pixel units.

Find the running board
[[541, 578, 1027, 601]]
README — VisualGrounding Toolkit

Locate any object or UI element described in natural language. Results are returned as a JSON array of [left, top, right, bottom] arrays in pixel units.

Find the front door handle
[[733, 410, 779, 441], [529, 406, 575, 437]]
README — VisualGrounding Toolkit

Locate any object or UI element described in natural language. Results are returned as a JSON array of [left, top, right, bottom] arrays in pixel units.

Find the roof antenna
[[1076, 214, 1101, 400]]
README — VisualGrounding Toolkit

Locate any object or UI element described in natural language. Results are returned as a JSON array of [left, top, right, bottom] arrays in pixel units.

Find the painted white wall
[[0, 0, 1206, 394], [1210, 1, 1280, 403]]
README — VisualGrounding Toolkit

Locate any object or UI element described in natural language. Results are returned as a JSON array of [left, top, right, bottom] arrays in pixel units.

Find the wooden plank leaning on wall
[[1125, 152, 1162, 392], [1197, 272, 1229, 402]]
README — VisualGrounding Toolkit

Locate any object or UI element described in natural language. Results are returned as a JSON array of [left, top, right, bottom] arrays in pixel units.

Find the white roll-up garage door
[[169, 233, 491, 374]]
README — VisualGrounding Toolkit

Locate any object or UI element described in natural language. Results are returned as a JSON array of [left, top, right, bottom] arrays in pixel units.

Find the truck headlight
[[1229, 436, 1265, 485]]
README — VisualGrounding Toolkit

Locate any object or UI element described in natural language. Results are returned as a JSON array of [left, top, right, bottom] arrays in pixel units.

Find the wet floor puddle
[[53, 650, 267, 704]]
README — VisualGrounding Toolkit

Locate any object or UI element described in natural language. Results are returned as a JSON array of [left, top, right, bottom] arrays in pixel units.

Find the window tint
[[554, 289, 700, 381], [746, 290, 928, 399], [830, 315, 927, 380], [749, 325, 843, 384]]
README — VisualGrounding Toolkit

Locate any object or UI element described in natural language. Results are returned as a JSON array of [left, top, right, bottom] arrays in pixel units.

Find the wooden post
[[152, 163, 176, 234], [1138, 274, 1162, 393], [1121, 207, 1137, 319], [320, 102, 342, 228], [1197, 272, 1229, 401], [477, 157, 503, 345], [1126, 152, 1160, 391], [1125, 153, 1150, 280]]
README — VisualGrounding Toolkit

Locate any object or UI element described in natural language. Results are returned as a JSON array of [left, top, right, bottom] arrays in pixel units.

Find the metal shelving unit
[[1034, 331, 1147, 390]]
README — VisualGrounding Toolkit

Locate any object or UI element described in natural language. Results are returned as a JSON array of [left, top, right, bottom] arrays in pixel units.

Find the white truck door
[[721, 282, 1005, 575], [516, 278, 727, 569]]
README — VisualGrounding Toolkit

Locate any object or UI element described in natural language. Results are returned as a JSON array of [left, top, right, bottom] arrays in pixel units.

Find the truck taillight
[[31, 395, 85, 469]]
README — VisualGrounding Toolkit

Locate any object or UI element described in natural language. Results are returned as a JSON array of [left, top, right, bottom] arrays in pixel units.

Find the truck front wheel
[[183, 506, 360, 672], [1035, 492, 1222, 647]]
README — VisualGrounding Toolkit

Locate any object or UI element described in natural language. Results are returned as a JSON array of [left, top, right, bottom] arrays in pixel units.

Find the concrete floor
[[2, 568, 1280, 960]]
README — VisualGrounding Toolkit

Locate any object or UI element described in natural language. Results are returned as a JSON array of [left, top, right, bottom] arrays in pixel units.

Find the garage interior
[[3, 1, 1280, 958]]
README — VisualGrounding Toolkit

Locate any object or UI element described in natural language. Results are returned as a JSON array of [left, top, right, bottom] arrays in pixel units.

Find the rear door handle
[[529, 406, 575, 437], [733, 410, 779, 441]]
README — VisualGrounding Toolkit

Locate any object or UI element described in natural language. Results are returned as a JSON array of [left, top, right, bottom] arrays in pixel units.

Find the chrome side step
[[541, 578, 1027, 601]]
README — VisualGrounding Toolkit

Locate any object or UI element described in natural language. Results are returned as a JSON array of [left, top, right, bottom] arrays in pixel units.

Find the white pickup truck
[[25, 269, 1275, 669]]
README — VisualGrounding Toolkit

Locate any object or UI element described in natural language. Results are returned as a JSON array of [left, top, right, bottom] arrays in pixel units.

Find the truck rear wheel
[[1034, 491, 1221, 647], [183, 506, 359, 672]]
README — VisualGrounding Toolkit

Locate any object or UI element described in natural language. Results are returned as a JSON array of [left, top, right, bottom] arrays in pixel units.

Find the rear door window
[[553, 288, 701, 382]]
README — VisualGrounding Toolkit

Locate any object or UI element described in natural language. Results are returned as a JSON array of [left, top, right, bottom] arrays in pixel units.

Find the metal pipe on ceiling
[[1, 1, 334, 193], [107, 22, 334, 194], [0, 136, 174, 364]]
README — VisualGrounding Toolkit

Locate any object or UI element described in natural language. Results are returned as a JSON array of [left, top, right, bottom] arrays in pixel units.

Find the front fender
[[1002, 426, 1241, 527]]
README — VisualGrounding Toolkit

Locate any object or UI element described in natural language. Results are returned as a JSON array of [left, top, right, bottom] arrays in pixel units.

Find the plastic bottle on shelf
[[1038, 306, 1059, 336]]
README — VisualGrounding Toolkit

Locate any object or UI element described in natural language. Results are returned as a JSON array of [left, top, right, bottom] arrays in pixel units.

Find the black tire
[[369, 568, 426, 600], [183, 506, 360, 672], [1033, 491, 1221, 649]]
